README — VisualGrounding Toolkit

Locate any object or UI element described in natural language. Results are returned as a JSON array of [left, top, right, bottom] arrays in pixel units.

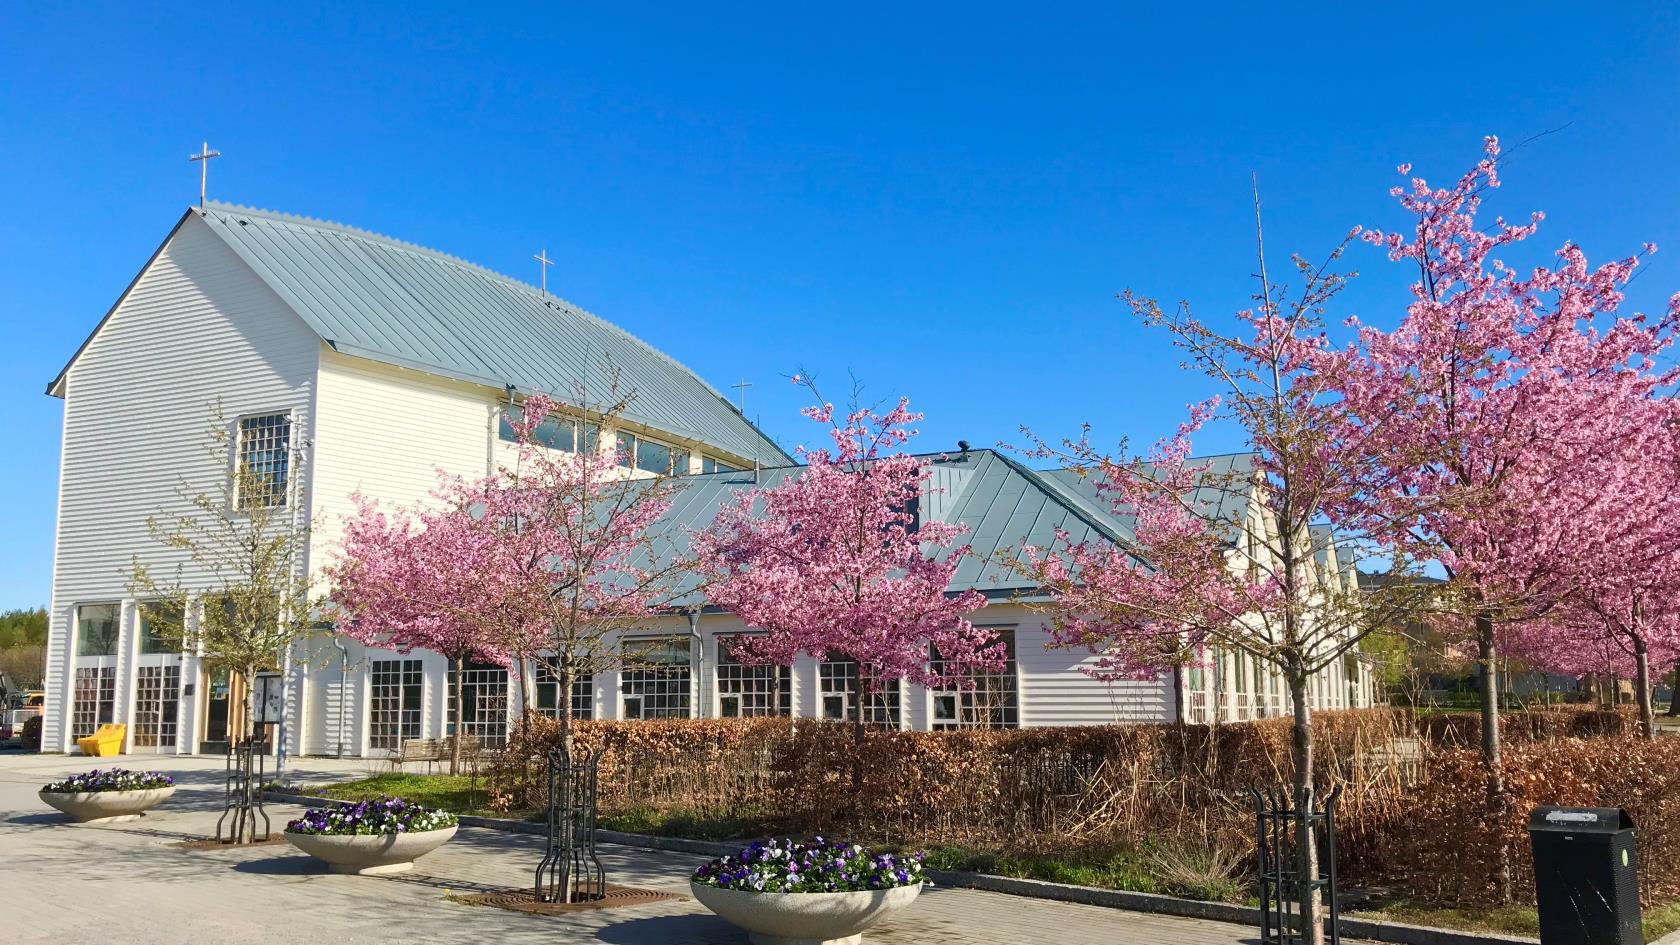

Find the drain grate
[[454, 885, 686, 916]]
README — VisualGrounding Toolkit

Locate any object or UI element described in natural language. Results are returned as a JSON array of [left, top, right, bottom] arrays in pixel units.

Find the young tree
[[1326, 138, 1679, 898], [1014, 207, 1426, 945], [129, 405, 316, 756], [692, 382, 1001, 775]]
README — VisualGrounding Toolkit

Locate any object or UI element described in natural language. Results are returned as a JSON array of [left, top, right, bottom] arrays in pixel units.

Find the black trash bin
[[1529, 806, 1641, 945]]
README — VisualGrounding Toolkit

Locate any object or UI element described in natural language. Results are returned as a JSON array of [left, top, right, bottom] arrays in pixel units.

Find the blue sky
[[2, 3, 1678, 609]]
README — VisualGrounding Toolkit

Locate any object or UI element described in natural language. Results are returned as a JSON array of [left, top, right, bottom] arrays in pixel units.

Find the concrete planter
[[39, 786, 175, 823], [284, 825, 458, 875], [690, 881, 923, 945]]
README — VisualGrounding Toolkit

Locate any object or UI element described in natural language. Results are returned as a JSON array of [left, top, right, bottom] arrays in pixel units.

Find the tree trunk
[[1288, 671, 1323, 945], [1667, 660, 1680, 717], [1475, 612, 1511, 904], [1633, 637, 1654, 741], [559, 665, 575, 757], [450, 654, 465, 776], [851, 716, 867, 792], [516, 657, 535, 737], [1172, 665, 1187, 726]]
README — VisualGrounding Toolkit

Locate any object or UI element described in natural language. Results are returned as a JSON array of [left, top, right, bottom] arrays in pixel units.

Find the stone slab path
[[0, 753, 1273, 945]]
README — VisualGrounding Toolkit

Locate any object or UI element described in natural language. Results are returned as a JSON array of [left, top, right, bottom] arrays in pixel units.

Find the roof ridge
[[197, 202, 746, 411]]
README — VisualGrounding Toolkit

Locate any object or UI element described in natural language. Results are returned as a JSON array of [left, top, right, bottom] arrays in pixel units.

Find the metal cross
[[188, 141, 221, 208], [533, 249, 554, 296], [730, 378, 752, 412]]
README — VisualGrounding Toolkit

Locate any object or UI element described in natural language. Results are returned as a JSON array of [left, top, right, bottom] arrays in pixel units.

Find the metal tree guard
[[535, 745, 606, 904], [216, 736, 272, 844], [1252, 783, 1342, 945]]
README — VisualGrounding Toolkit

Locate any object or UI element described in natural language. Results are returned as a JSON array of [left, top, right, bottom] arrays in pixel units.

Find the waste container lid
[[1529, 806, 1634, 832]]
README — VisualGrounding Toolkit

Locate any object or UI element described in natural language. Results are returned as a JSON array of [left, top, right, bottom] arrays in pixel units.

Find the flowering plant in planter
[[42, 769, 175, 793], [693, 837, 928, 893], [284, 797, 457, 836]]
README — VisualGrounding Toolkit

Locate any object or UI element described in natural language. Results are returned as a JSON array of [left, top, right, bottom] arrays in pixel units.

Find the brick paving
[[0, 752, 1272, 945]]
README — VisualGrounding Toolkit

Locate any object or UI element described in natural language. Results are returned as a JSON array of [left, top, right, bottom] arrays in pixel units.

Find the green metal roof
[[54, 203, 789, 465]]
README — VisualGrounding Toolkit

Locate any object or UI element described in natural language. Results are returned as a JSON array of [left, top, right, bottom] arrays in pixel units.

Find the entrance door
[[133, 664, 181, 753], [201, 667, 232, 753]]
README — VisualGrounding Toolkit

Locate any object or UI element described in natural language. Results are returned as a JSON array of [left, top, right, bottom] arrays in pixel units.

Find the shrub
[[693, 838, 928, 893], [42, 768, 173, 793], [284, 797, 457, 836]]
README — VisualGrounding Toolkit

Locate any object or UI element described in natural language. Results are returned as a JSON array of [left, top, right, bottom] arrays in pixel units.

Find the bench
[[77, 723, 125, 757], [394, 738, 442, 773]]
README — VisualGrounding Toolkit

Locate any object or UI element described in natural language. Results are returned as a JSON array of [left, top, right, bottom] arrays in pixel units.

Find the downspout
[[688, 610, 704, 718], [332, 637, 349, 759]]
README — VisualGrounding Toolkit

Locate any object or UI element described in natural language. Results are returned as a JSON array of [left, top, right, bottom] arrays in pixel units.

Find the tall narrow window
[[534, 663, 595, 721], [818, 654, 900, 726], [715, 636, 790, 717], [76, 603, 119, 657], [133, 664, 181, 749], [621, 639, 691, 719], [71, 666, 116, 740], [931, 629, 1017, 730], [447, 659, 509, 746], [237, 413, 292, 508], [368, 659, 424, 751]]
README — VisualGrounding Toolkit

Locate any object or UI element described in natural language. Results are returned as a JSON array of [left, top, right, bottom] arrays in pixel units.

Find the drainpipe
[[688, 610, 704, 718], [332, 637, 349, 759]]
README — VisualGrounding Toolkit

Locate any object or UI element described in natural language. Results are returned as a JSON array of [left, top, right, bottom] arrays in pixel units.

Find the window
[[447, 659, 509, 746], [138, 602, 183, 655], [716, 636, 791, 717], [368, 659, 423, 751], [534, 663, 595, 721], [818, 654, 900, 726], [237, 413, 291, 508], [133, 664, 181, 749], [499, 405, 577, 451], [701, 457, 740, 475], [71, 666, 116, 739], [621, 638, 691, 719], [931, 629, 1017, 730], [76, 603, 119, 657], [617, 431, 690, 475]]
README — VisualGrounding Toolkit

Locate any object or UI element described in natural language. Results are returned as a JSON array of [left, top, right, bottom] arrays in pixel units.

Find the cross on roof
[[533, 249, 554, 296], [730, 378, 752, 413], [188, 141, 221, 209]]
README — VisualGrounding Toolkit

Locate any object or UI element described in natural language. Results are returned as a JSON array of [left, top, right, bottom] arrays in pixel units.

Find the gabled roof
[[50, 203, 789, 466], [641, 448, 1202, 606]]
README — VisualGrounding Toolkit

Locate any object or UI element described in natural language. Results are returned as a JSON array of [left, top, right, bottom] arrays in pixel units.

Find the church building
[[41, 202, 1378, 757]]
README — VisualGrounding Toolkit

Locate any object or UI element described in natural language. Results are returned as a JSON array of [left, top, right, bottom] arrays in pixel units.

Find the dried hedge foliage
[[483, 705, 1668, 906]]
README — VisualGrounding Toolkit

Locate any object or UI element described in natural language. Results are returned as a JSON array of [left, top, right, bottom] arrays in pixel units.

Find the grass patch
[[299, 773, 512, 817], [1352, 900, 1680, 941], [596, 805, 758, 841]]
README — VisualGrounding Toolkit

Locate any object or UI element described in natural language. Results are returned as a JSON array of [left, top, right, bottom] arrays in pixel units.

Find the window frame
[[620, 637, 693, 719], [233, 411, 293, 510], [929, 626, 1019, 731], [714, 634, 792, 718], [74, 602, 121, 658]]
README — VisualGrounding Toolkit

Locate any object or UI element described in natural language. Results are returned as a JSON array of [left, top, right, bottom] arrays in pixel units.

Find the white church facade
[[40, 202, 1378, 757]]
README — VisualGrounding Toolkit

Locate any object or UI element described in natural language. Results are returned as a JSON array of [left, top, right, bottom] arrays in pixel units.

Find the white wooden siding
[[45, 214, 319, 752]]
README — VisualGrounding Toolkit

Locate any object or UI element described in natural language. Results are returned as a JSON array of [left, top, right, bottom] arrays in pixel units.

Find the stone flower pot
[[689, 881, 924, 945], [38, 786, 176, 823], [284, 825, 458, 875]]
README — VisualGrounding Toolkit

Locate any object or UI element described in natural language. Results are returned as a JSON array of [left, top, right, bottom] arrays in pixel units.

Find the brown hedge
[[482, 707, 1668, 906]]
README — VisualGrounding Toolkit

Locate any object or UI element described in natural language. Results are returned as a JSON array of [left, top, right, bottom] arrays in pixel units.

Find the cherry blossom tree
[[480, 388, 695, 756], [1013, 204, 1426, 942], [1325, 137, 1680, 899], [326, 486, 514, 774], [328, 381, 695, 765], [692, 381, 1001, 772]]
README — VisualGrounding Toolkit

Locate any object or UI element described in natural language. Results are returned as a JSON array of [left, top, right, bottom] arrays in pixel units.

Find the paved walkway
[[0, 753, 1268, 945]]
